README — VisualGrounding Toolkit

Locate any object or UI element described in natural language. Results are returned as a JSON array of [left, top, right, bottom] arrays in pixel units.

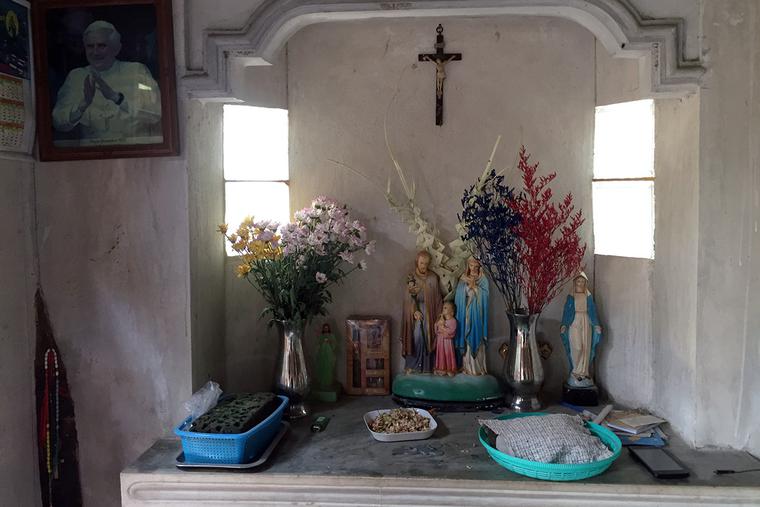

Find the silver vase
[[504, 313, 544, 412], [275, 320, 310, 419]]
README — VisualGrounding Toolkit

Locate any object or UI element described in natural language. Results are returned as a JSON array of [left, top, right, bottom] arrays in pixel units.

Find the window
[[592, 99, 655, 259], [223, 105, 290, 256]]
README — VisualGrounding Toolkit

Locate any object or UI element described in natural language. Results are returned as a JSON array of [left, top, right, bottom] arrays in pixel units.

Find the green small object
[[392, 373, 502, 402], [311, 415, 330, 432]]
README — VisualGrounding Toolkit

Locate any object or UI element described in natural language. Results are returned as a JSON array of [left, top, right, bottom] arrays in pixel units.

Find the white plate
[[363, 408, 437, 442]]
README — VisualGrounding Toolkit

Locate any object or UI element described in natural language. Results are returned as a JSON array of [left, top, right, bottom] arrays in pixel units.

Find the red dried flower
[[510, 146, 586, 314]]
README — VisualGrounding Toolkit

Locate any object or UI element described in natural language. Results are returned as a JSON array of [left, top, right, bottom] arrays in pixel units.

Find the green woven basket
[[478, 412, 622, 481]]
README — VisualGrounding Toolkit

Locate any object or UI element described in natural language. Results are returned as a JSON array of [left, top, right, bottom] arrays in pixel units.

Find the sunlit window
[[223, 105, 290, 256], [592, 99, 655, 259]]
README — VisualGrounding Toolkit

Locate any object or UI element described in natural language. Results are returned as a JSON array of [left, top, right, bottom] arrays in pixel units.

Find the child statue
[[401, 250, 443, 373], [454, 256, 490, 375], [434, 301, 458, 376], [560, 272, 602, 404], [313, 323, 339, 402]]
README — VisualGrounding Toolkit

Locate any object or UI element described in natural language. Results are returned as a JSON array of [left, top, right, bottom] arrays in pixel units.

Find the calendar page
[[0, 0, 33, 155]]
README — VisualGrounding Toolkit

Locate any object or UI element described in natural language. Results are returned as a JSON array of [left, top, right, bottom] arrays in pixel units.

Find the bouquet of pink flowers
[[220, 196, 374, 325]]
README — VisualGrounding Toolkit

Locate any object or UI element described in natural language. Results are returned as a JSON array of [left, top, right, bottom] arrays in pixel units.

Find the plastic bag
[[183, 381, 222, 421]]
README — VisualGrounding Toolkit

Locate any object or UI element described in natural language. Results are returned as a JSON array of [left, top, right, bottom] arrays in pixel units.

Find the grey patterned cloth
[[480, 414, 613, 464]]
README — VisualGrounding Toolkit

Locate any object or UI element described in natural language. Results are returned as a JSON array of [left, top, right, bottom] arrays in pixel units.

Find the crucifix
[[418, 24, 462, 126]]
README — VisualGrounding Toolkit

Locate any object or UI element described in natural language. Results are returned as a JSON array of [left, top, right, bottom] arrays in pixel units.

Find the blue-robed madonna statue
[[455, 257, 489, 375], [560, 272, 602, 388]]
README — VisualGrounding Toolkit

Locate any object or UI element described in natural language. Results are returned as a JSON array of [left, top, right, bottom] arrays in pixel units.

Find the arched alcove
[[182, 0, 704, 99]]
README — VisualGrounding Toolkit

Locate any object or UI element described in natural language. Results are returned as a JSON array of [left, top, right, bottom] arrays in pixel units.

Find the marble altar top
[[122, 396, 760, 506]]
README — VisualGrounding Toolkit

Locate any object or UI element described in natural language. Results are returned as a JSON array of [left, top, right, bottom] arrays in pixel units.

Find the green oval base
[[392, 373, 504, 402]]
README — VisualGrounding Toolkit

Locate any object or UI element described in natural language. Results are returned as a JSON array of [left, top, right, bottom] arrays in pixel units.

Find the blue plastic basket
[[478, 412, 622, 481], [174, 395, 289, 464]]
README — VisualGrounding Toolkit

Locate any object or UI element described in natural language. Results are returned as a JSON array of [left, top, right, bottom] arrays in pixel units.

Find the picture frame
[[32, 0, 178, 161], [345, 316, 391, 396]]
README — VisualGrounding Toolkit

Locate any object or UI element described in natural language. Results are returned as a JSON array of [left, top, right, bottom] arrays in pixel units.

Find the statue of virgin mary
[[560, 272, 602, 388], [454, 257, 489, 375]]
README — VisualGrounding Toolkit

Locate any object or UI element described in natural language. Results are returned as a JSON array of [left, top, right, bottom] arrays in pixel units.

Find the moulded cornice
[[182, 0, 704, 100]]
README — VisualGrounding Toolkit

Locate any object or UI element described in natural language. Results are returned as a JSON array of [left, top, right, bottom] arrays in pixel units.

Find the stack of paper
[[559, 403, 670, 447], [603, 410, 668, 447]]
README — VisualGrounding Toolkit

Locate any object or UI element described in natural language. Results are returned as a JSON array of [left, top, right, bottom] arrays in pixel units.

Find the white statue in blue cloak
[[560, 272, 602, 388], [454, 257, 489, 375]]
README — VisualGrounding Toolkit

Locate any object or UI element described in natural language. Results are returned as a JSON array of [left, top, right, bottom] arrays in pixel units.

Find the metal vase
[[504, 312, 544, 412], [275, 320, 310, 419]]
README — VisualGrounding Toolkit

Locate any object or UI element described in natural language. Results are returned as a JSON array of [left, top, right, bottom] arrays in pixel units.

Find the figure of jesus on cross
[[418, 24, 462, 126]]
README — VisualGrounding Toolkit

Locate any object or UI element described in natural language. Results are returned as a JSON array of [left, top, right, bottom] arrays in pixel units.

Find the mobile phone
[[629, 447, 690, 479]]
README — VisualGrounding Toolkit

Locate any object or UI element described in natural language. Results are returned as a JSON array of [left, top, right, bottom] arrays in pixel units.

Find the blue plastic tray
[[478, 412, 622, 481], [174, 395, 289, 464]]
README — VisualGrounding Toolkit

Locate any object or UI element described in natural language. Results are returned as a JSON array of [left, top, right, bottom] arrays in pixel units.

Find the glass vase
[[275, 319, 310, 419], [504, 312, 544, 412]]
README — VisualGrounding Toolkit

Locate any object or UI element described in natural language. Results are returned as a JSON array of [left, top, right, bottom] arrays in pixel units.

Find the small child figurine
[[434, 301, 458, 376]]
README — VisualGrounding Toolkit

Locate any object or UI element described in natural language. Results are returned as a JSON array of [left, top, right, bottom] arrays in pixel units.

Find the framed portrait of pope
[[32, 0, 178, 161]]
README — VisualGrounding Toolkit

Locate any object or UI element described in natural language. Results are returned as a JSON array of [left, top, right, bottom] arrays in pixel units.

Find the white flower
[[358, 260, 367, 271], [365, 240, 376, 256], [315, 272, 327, 283]]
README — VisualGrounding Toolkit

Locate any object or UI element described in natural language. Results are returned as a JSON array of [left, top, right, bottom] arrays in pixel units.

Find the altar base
[[391, 373, 503, 411]]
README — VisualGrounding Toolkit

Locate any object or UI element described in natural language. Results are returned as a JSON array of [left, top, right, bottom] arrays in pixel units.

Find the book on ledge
[[606, 414, 667, 435]]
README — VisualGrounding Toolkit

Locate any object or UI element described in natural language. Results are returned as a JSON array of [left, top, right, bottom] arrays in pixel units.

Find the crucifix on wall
[[418, 24, 462, 126]]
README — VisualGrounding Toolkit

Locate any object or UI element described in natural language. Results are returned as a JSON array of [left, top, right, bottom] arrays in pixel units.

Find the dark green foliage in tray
[[188, 392, 279, 434]]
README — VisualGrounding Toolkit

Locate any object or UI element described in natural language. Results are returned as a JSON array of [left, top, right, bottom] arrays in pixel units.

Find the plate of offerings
[[363, 408, 437, 442]]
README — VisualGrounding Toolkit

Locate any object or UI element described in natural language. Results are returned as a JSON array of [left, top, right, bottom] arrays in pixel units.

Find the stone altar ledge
[[121, 396, 760, 506]]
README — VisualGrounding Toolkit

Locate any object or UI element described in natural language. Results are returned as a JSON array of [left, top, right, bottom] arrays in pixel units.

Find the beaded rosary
[[40, 348, 59, 506]]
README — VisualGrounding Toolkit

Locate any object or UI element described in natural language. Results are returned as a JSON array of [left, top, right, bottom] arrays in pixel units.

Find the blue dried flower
[[458, 170, 522, 313]]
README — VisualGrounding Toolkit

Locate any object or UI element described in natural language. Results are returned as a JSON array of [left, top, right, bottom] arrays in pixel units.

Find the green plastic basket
[[478, 412, 622, 481]]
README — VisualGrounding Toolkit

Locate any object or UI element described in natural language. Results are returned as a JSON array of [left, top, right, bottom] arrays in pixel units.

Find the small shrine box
[[345, 316, 391, 395]]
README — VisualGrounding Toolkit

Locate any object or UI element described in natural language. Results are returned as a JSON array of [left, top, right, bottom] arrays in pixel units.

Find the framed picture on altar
[[345, 316, 390, 396], [32, 0, 178, 161]]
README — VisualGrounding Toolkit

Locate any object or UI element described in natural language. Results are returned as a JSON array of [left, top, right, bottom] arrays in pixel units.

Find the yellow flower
[[228, 233, 238, 244], [233, 239, 247, 252], [237, 226, 250, 240], [217, 224, 228, 234], [242, 216, 254, 227], [236, 264, 252, 277]]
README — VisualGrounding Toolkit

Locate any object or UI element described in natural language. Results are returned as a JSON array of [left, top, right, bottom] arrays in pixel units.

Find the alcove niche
[[186, 0, 705, 449]]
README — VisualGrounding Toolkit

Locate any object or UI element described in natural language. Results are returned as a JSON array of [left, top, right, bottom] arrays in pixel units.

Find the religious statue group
[[401, 250, 602, 391], [402, 251, 489, 376]]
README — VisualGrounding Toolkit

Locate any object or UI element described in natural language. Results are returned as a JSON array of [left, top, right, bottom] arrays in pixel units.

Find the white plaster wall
[[188, 101, 227, 390], [696, 0, 760, 454], [653, 95, 700, 444], [594, 255, 654, 408], [266, 15, 596, 397], [0, 160, 40, 506], [34, 156, 192, 506], [594, 39, 649, 107]]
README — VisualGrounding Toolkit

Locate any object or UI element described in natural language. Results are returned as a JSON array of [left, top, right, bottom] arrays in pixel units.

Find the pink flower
[[339, 251, 354, 263], [315, 272, 327, 283], [257, 230, 274, 242]]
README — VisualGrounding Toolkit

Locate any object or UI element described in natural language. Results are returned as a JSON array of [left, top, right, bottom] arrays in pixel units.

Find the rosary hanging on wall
[[34, 290, 83, 507]]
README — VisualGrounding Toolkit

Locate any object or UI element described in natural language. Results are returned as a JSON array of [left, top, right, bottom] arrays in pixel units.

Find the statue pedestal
[[562, 383, 599, 406], [392, 373, 503, 411]]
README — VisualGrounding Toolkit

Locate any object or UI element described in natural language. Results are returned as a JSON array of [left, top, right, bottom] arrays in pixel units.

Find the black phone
[[629, 447, 690, 479]]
